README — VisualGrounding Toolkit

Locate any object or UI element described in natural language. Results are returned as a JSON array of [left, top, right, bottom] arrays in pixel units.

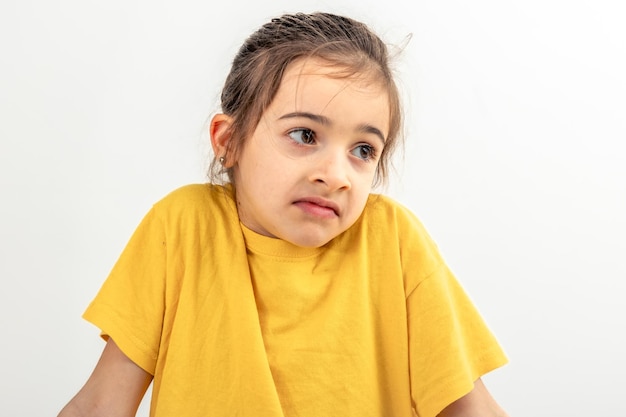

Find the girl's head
[[210, 12, 403, 187]]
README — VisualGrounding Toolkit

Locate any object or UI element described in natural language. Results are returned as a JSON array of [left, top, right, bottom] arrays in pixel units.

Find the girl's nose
[[309, 150, 351, 191]]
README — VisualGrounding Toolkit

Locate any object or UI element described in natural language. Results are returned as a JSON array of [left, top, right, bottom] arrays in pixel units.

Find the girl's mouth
[[293, 197, 339, 218]]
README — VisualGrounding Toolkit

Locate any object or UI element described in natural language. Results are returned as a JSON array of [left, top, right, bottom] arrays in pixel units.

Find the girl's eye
[[288, 128, 316, 145], [351, 144, 377, 161]]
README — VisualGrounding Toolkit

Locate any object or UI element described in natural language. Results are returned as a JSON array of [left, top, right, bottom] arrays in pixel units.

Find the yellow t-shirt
[[83, 184, 507, 417]]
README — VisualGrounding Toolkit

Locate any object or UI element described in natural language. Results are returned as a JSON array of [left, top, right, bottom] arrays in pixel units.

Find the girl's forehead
[[277, 58, 387, 100], [281, 58, 385, 91]]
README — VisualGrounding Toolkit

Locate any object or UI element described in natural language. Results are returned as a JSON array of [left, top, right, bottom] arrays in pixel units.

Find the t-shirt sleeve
[[82, 207, 167, 375], [407, 263, 508, 417]]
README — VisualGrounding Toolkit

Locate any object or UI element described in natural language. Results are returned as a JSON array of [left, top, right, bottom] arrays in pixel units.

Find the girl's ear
[[209, 113, 235, 167]]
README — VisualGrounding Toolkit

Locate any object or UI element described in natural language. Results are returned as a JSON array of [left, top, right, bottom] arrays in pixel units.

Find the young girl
[[59, 12, 509, 417]]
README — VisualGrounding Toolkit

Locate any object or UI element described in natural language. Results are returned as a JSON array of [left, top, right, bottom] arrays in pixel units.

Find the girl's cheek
[[278, 139, 318, 159]]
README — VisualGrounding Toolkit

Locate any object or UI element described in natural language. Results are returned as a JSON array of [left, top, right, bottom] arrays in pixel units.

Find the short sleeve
[[407, 264, 508, 417], [82, 207, 167, 375]]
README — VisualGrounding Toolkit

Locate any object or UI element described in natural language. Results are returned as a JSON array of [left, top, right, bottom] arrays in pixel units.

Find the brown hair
[[210, 12, 403, 186]]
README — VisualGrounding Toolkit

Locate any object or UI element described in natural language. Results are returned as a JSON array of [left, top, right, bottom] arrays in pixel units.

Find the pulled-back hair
[[211, 12, 403, 186]]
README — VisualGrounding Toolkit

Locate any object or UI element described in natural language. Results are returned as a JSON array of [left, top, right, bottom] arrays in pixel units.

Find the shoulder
[[150, 183, 236, 218], [361, 193, 446, 282], [364, 193, 417, 221], [143, 183, 239, 239], [154, 183, 233, 209], [363, 193, 434, 244]]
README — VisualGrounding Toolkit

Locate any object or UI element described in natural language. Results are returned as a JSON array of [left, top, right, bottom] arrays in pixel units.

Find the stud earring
[[219, 156, 225, 164]]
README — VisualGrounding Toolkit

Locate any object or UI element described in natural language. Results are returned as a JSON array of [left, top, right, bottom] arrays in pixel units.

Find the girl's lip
[[293, 197, 340, 216]]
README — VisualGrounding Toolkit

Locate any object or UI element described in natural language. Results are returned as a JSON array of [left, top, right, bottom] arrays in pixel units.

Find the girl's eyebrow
[[278, 111, 386, 145], [279, 111, 330, 126]]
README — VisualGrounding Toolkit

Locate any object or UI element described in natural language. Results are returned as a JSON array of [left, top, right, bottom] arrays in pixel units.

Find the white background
[[1, 0, 625, 415]]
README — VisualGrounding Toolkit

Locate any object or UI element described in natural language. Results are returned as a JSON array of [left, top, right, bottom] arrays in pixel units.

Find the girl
[[58, 12, 509, 417]]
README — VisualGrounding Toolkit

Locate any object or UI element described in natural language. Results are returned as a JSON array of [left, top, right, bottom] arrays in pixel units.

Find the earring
[[219, 156, 225, 164]]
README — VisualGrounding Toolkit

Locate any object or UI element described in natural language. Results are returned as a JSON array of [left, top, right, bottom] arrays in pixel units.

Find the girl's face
[[231, 59, 390, 248]]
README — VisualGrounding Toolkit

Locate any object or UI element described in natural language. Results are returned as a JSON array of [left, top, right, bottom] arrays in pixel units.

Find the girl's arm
[[58, 338, 153, 417], [438, 378, 509, 417]]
